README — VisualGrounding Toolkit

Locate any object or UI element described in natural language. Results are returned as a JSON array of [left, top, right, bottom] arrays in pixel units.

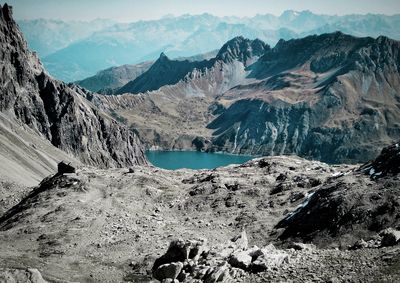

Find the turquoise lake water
[[146, 150, 254, 170]]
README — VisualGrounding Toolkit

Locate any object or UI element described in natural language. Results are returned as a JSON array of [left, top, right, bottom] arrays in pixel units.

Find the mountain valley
[[0, 2, 400, 283]]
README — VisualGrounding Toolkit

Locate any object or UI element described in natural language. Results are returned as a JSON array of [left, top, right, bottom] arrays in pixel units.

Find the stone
[[230, 230, 248, 251], [0, 268, 47, 283], [153, 238, 207, 271], [380, 228, 400, 247], [57, 161, 75, 174], [204, 262, 231, 283], [228, 250, 252, 270], [247, 245, 263, 259], [153, 262, 183, 281], [253, 244, 290, 269]]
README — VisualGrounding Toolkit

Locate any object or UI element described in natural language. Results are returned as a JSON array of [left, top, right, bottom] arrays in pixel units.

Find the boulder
[[251, 244, 289, 270], [57, 161, 75, 174], [153, 262, 183, 281], [153, 238, 207, 271], [247, 245, 263, 260], [228, 251, 252, 270], [380, 228, 400, 247], [204, 262, 231, 283]]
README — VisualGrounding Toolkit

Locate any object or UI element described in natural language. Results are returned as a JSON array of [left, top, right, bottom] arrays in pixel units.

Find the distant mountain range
[[17, 10, 400, 82]]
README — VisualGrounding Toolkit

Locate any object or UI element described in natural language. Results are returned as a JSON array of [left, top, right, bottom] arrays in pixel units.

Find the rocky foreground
[[0, 143, 399, 282]]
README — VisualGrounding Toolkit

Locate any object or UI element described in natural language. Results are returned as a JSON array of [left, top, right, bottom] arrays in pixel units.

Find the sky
[[2, 0, 400, 22]]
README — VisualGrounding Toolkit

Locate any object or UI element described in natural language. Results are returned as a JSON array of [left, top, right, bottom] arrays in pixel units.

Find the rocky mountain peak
[[216, 36, 269, 65], [0, 3, 147, 167], [158, 52, 169, 62], [0, 3, 13, 23]]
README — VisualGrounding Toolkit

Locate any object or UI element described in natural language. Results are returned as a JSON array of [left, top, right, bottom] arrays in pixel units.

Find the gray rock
[[228, 250, 252, 270], [380, 228, 400, 247], [153, 238, 207, 271], [0, 268, 47, 283], [288, 242, 316, 251], [230, 230, 248, 251], [204, 262, 231, 283], [153, 262, 183, 281]]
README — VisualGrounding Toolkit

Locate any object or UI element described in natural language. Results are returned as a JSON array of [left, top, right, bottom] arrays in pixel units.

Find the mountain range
[[17, 10, 400, 82], [0, 3, 400, 282], [84, 32, 400, 164]]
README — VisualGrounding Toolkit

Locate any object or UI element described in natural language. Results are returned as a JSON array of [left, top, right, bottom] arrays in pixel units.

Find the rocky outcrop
[[152, 233, 290, 282], [275, 142, 400, 247], [0, 4, 147, 168], [359, 141, 400, 178]]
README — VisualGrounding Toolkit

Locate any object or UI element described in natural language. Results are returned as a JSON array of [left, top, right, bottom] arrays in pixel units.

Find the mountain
[[116, 53, 214, 94], [116, 37, 268, 95], [17, 18, 115, 57], [90, 37, 269, 151], [32, 11, 400, 82], [76, 61, 153, 93], [207, 32, 400, 163], [76, 50, 220, 93], [91, 32, 400, 164], [0, 4, 147, 176]]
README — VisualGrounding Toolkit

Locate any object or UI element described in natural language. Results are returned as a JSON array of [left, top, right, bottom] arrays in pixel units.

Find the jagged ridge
[[0, 4, 147, 168]]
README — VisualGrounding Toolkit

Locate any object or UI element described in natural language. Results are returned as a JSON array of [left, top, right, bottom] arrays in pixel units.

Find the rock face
[[0, 4, 147, 168]]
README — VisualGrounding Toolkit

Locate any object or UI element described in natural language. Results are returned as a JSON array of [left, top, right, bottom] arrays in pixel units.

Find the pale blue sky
[[2, 0, 400, 22]]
